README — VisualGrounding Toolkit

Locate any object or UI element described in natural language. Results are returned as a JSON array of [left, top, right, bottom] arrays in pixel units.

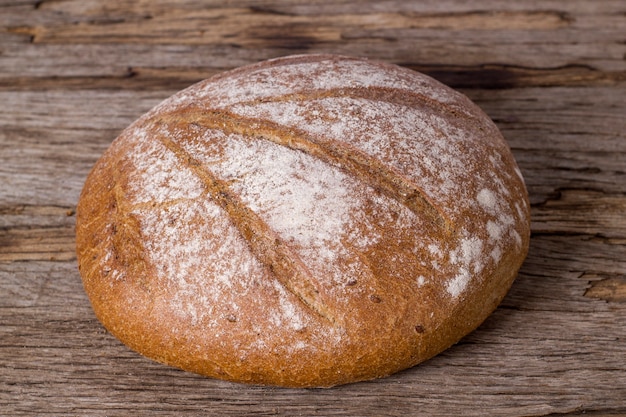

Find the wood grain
[[1, 0, 625, 415]]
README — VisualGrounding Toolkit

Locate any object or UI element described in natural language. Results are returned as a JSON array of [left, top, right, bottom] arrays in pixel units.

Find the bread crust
[[76, 54, 530, 387]]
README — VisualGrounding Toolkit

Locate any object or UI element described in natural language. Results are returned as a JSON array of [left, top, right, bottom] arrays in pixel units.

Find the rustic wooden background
[[1, 0, 625, 415]]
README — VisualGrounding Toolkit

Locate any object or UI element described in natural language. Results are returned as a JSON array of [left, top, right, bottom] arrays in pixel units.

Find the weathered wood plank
[[0, 226, 75, 262], [0, 0, 584, 30], [2, 34, 623, 76], [5, 0, 625, 28], [1, 0, 625, 415], [1, 0, 625, 83], [6, 9, 574, 46], [2, 62, 625, 92], [532, 189, 626, 237]]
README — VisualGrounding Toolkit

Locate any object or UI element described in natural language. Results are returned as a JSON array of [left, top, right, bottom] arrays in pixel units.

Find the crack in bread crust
[[147, 101, 461, 325], [157, 107, 453, 233], [228, 86, 480, 123], [154, 128, 338, 325]]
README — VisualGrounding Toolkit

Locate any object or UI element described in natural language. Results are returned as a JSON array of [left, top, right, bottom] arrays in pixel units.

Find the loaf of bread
[[76, 54, 530, 387]]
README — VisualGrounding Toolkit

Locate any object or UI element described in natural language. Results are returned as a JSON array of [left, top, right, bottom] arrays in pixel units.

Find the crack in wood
[[2, 65, 623, 92], [584, 276, 626, 303], [0, 204, 75, 216], [406, 64, 626, 89]]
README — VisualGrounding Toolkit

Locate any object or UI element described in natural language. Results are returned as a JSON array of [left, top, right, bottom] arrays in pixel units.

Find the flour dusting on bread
[[76, 54, 530, 387]]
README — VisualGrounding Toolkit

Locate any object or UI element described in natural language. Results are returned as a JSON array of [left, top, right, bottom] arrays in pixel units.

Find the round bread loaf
[[76, 54, 530, 387]]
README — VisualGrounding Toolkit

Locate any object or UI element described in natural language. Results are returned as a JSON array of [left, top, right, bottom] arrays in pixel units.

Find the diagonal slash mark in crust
[[155, 129, 338, 325], [143, 86, 459, 326], [157, 107, 453, 233], [229, 85, 482, 125], [186, 83, 470, 232]]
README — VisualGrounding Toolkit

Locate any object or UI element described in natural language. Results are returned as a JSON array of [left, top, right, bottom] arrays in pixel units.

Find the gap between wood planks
[[1, 64, 625, 92]]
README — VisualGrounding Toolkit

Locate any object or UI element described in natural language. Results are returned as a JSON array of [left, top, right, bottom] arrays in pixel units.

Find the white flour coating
[[467, 185, 526, 294], [119, 55, 529, 331], [446, 268, 470, 298], [271, 280, 306, 331], [177, 127, 429, 291], [417, 276, 427, 287], [145, 56, 481, 129], [210, 134, 358, 249], [428, 244, 442, 257], [487, 220, 504, 241], [477, 188, 497, 211], [445, 233, 486, 297], [203, 57, 468, 108], [101, 235, 125, 282], [228, 96, 487, 218], [132, 196, 320, 346], [135, 199, 246, 322], [124, 125, 204, 204]]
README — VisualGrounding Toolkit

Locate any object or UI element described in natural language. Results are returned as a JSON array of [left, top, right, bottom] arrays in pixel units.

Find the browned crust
[[157, 107, 452, 231], [156, 129, 337, 325], [76, 54, 530, 388]]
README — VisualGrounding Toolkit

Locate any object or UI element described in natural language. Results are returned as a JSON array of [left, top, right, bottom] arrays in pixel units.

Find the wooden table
[[2, 1, 625, 415]]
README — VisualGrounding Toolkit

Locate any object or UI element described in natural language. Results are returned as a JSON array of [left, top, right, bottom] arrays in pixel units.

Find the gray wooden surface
[[1, 1, 625, 415]]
